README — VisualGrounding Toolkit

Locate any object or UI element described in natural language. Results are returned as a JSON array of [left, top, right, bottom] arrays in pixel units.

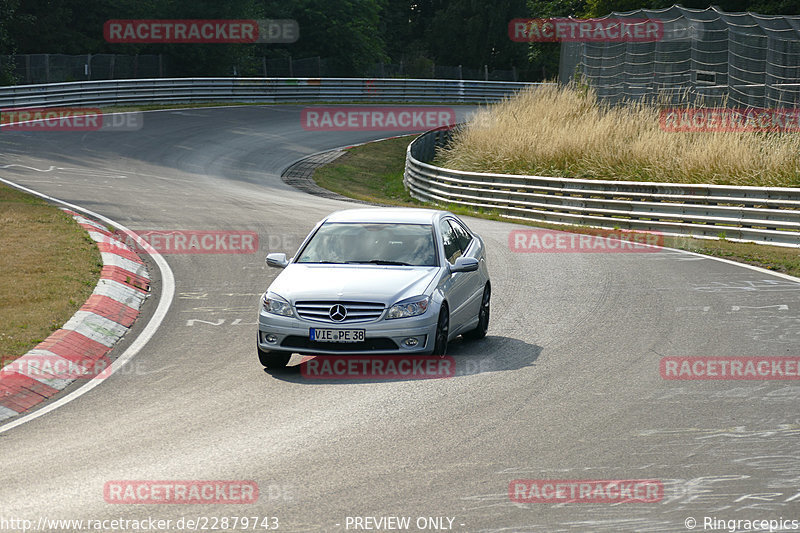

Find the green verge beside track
[[0, 183, 101, 362]]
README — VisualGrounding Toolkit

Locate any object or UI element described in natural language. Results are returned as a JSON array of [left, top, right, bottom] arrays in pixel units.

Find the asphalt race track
[[1, 105, 799, 532]]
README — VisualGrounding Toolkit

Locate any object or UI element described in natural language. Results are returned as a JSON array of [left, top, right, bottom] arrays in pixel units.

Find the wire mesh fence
[[265, 57, 518, 80], [0, 54, 166, 84], [0, 53, 520, 85], [559, 6, 800, 109]]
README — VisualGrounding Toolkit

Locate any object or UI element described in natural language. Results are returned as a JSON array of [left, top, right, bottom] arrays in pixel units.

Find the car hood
[[268, 264, 440, 305]]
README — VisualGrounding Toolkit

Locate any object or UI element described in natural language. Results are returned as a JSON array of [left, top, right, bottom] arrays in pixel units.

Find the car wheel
[[464, 284, 490, 340], [432, 305, 449, 355], [258, 346, 291, 369]]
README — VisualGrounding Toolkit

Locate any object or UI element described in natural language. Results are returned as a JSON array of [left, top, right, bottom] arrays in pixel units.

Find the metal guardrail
[[0, 77, 538, 108], [404, 127, 800, 247], [7, 77, 795, 247]]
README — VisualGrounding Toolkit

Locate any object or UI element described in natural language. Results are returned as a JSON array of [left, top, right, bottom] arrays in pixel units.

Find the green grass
[[313, 136, 425, 205], [311, 135, 800, 278], [0, 184, 102, 363]]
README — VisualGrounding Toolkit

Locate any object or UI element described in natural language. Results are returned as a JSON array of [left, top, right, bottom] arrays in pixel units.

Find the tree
[[281, 0, 387, 76], [0, 0, 20, 83], [525, 0, 590, 80]]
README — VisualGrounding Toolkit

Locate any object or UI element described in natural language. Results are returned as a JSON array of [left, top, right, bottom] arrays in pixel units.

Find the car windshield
[[296, 222, 437, 266]]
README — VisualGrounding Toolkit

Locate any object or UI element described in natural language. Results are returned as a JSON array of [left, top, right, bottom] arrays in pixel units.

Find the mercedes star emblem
[[329, 304, 347, 322]]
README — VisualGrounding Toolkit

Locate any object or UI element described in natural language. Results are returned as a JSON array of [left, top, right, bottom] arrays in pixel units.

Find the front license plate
[[310, 328, 365, 343]]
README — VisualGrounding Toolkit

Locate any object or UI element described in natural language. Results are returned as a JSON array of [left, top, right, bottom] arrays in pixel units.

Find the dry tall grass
[[437, 84, 800, 187]]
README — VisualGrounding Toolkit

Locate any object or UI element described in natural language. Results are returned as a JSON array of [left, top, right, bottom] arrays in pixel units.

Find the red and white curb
[[0, 209, 149, 421]]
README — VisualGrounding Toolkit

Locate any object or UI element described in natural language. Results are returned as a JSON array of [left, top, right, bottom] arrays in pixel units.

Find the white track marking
[[0, 164, 58, 172]]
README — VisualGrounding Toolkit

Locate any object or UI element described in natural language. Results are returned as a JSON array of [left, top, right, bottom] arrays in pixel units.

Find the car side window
[[448, 220, 473, 254], [440, 221, 462, 264]]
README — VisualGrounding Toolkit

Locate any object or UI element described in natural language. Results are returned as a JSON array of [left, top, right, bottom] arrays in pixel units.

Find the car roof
[[323, 208, 450, 225]]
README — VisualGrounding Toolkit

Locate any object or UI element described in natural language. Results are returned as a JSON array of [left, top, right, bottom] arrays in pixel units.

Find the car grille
[[294, 301, 385, 323], [281, 336, 399, 352]]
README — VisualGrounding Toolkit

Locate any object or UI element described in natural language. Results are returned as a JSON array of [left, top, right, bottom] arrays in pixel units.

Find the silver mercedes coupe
[[257, 208, 490, 368]]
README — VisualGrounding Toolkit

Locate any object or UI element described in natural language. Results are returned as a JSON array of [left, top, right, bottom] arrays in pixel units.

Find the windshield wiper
[[347, 260, 412, 266]]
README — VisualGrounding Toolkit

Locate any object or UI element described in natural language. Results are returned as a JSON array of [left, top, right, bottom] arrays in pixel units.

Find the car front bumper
[[257, 308, 438, 355]]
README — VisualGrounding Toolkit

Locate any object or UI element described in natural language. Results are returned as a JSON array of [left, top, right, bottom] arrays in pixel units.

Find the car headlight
[[262, 292, 293, 317], [386, 297, 430, 319]]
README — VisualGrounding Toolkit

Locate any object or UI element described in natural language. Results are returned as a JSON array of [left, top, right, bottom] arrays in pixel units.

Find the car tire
[[258, 346, 291, 369], [432, 304, 449, 355], [464, 283, 490, 341]]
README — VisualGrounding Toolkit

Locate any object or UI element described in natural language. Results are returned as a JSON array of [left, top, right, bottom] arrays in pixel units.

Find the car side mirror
[[451, 256, 479, 273], [266, 252, 289, 268]]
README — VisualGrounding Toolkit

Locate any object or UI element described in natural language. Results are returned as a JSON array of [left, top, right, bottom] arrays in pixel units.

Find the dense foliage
[[0, 0, 795, 82]]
